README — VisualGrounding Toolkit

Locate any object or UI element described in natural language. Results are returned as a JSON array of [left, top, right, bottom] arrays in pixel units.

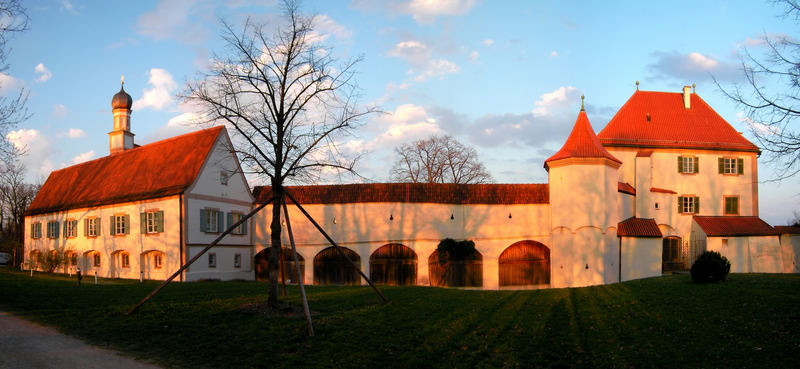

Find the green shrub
[[691, 251, 731, 283]]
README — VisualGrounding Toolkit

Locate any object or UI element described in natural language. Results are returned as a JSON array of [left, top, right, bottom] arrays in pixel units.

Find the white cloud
[[133, 68, 178, 111], [60, 0, 78, 14], [469, 51, 479, 61], [413, 59, 459, 81], [737, 111, 780, 136], [647, 51, 739, 82], [6, 129, 55, 178], [388, 40, 460, 82], [532, 86, 579, 116], [72, 150, 95, 164], [347, 104, 444, 153], [482, 39, 494, 47], [35, 63, 52, 82], [307, 14, 352, 44], [0, 73, 24, 96], [51, 104, 69, 119], [550, 51, 558, 57], [352, 0, 478, 24], [65, 128, 86, 139]]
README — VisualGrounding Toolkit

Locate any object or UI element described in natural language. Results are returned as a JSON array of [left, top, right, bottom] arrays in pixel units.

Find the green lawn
[[1, 270, 798, 368]]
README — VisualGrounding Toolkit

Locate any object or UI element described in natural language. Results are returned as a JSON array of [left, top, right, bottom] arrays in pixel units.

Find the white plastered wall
[[779, 234, 800, 272], [706, 235, 782, 273], [620, 237, 661, 281]]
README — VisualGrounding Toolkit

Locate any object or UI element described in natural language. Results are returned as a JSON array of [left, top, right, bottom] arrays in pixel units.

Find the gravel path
[[0, 311, 161, 369]]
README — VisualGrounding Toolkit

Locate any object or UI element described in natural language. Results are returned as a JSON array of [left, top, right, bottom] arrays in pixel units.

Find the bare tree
[[0, 0, 30, 160], [391, 135, 493, 184], [182, 0, 375, 307], [717, 0, 800, 178], [0, 160, 39, 265]]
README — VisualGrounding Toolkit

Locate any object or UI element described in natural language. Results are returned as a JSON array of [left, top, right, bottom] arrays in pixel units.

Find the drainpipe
[[179, 193, 184, 282], [618, 237, 622, 283]]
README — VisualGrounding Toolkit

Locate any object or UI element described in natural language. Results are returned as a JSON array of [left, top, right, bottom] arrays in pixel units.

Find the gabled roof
[[544, 110, 621, 170], [774, 226, 800, 234], [617, 217, 662, 237], [26, 126, 225, 216], [254, 183, 550, 205], [598, 90, 760, 153], [693, 216, 779, 237]]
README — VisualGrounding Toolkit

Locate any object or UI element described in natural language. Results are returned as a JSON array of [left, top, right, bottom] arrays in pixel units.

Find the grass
[[1, 270, 799, 368]]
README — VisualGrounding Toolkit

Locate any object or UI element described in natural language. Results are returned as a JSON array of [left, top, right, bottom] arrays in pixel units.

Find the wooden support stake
[[126, 198, 273, 315], [284, 189, 388, 303], [282, 198, 314, 337]]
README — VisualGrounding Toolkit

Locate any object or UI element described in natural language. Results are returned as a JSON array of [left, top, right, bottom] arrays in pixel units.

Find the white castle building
[[23, 83, 800, 288]]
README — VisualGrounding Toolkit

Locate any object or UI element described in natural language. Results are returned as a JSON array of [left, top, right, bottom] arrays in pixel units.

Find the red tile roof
[[254, 183, 550, 205], [693, 216, 779, 237], [774, 226, 800, 234], [26, 126, 225, 216], [636, 150, 653, 157], [618, 182, 636, 195], [598, 90, 760, 153], [544, 110, 621, 170], [617, 217, 662, 237], [650, 187, 677, 194]]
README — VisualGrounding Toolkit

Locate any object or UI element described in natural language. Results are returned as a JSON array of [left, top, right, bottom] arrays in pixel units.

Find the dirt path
[[0, 311, 161, 369]]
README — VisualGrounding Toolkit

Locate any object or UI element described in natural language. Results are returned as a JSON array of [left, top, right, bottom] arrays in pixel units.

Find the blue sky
[[2, 0, 798, 224]]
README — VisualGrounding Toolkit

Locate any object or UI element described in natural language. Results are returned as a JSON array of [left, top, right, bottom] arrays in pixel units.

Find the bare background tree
[[717, 0, 800, 179], [0, 160, 39, 266], [182, 0, 375, 307], [391, 135, 493, 184], [0, 0, 30, 160]]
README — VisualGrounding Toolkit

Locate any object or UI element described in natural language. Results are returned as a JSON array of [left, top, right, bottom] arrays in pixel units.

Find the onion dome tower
[[109, 76, 134, 155]]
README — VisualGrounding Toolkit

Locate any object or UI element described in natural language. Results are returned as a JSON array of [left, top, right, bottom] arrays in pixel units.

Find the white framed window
[[93, 253, 101, 267], [228, 212, 247, 235], [719, 157, 744, 175], [208, 253, 216, 268], [31, 222, 42, 239], [121, 252, 130, 268], [220, 171, 228, 185], [86, 217, 100, 237], [142, 211, 164, 234], [678, 156, 698, 174], [46, 221, 59, 239], [234, 253, 241, 268], [110, 214, 129, 236], [201, 209, 222, 233], [64, 219, 77, 238], [678, 196, 699, 214], [154, 254, 163, 269]]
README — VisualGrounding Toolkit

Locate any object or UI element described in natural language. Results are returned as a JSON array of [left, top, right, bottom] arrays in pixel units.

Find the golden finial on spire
[[580, 94, 585, 111], [692, 83, 696, 93], [120, 75, 125, 87], [635, 80, 639, 91]]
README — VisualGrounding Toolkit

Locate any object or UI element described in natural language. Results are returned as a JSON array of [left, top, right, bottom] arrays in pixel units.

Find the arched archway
[[428, 249, 483, 287], [29, 250, 41, 270], [255, 247, 305, 283], [314, 246, 360, 285], [141, 250, 166, 280], [498, 240, 550, 286], [370, 244, 417, 286]]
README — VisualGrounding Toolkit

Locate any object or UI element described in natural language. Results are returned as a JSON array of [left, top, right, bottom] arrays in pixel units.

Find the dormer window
[[220, 171, 228, 185]]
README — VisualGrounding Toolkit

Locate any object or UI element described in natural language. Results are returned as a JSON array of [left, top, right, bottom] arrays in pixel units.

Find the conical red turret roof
[[544, 109, 621, 171]]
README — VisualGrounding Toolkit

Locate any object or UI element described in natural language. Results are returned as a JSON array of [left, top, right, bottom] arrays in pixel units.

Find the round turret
[[112, 77, 132, 110]]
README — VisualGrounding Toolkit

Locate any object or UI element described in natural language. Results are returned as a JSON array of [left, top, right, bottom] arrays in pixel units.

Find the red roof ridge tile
[[617, 217, 662, 237]]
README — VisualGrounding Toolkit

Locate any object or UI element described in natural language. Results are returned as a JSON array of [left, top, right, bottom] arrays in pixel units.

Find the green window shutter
[[227, 213, 234, 233], [83, 219, 88, 237], [140, 213, 147, 233], [718, 158, 724, 174], [97, 218, 101, 235], [110, 216, 115, 235], [55, 222, 60, 239], [737, 158, 744, 175], [217, 211, 224, 233], [124, 215, 130, 235], [156, 211, 164, 233], [678, 196, 683, 213], [695, 197, 700, 214], [242, 217, 247, 235], [30, 223, 34, 237], [678, 156, 683, 173], [200, 210, 207, 232], [694, 157, 699, 173]]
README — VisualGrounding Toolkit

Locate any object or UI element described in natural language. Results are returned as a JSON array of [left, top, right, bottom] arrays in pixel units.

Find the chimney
[[683, 85, 691, 109]]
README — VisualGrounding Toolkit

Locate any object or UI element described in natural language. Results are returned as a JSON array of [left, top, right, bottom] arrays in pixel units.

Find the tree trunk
[[268, 185, 283, 307]]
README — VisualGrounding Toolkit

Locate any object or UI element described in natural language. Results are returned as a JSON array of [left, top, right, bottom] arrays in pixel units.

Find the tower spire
[[580, 94, 585, 111]]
